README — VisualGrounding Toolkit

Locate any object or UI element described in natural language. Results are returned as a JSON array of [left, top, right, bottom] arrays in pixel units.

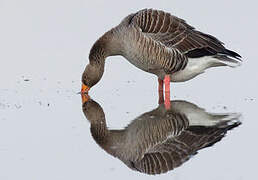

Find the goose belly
[[126, 56, 150, 71], [123, 53, 161, 74], [171, 57, 218, 82]]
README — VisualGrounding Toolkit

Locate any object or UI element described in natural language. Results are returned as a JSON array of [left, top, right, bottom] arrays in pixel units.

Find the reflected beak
[[81, 93, 91, 104], [81, 83, 90, 94]]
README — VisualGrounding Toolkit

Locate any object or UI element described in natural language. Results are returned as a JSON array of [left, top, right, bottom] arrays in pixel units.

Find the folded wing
[[130, 9, 241, 59]]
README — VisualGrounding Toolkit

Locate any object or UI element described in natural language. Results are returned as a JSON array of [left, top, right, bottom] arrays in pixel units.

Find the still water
[[82, 94, 241, 175], [0, 79, 256, 180]]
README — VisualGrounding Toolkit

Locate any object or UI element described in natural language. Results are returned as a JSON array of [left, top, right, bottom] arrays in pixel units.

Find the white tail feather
[[215, 55, 242, 68]]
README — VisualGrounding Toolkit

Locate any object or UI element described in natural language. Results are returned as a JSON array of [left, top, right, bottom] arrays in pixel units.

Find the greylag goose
[[81, 9, 242, 109], [81, 94, 241, 175]]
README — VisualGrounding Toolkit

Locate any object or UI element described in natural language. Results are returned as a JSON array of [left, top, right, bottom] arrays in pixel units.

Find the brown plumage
[[82, 9, 242, 92], [82, 95, 241, 175], [131, 9, 241, 59], [81, 9, 242, 110]]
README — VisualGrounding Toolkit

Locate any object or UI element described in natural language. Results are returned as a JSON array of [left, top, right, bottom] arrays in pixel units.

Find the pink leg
[[158, 78, 164, 104], [164, 75, 171, 110]]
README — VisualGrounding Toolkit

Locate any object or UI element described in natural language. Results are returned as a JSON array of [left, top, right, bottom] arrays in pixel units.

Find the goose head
[[81, 63, 104, 93]]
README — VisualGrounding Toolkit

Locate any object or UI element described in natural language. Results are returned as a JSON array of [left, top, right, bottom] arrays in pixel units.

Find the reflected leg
[[158, 78, 164, 104], [164, 75, 171, 110]]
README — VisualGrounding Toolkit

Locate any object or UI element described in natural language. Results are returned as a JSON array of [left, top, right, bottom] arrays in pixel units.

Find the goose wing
[[129, 9, 241, 59], [130, 122, 240, 175]]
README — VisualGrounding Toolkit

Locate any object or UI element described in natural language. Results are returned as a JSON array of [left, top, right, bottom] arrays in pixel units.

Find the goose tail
[[214, 49, 242, 68]]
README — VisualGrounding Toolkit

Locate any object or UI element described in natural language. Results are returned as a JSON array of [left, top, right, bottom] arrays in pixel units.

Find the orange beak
[[81, 93, 90, 104], [81, 83, 90, 94]]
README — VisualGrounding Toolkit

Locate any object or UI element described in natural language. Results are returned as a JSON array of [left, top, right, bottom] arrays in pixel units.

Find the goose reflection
[[81, 94, 241, 175]]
